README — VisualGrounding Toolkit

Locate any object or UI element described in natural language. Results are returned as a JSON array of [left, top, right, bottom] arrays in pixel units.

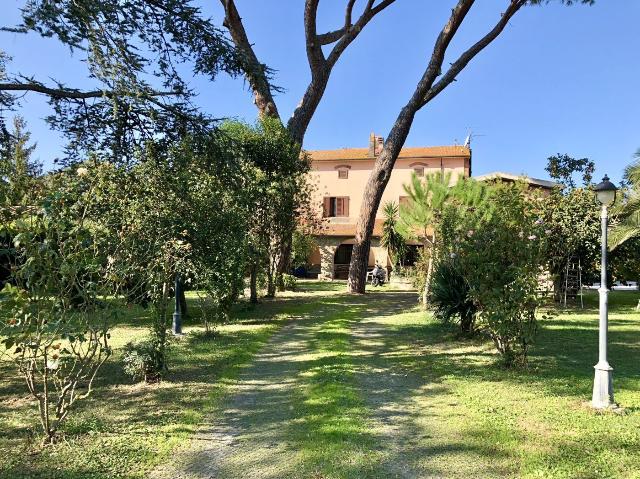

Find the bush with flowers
[[437, 181, 548, 366]]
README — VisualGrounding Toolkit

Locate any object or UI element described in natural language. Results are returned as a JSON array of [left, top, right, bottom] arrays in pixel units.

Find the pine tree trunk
[[347, 106, 418, 294], [266, 269, 275, 298], [276, 231, 293, 292], [422, 233, 436, 308], [249, 264, 258, 304], [347, 240, 371, 294], [345, 0, 520, 294]]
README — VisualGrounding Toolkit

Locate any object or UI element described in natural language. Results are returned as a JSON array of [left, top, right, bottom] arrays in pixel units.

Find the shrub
[[291, 230, 317, 270], [122, 337, 167, 383], [438, 181, 547, 366], [430, 260, 476, 333], [282, 273, 297, 291]]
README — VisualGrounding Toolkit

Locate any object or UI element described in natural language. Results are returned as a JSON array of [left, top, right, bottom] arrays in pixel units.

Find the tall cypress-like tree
[[0, 116, 40, 206], [1, 1, 242, 164]]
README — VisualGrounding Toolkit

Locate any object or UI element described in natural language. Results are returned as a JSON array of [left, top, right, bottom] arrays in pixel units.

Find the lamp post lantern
[[592, 174, 617, 409]]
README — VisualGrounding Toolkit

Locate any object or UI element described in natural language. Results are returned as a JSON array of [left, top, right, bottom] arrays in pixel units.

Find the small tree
[[221, 119, 312, 300], [399, 173, 486, 306], [107, 135, 252, 372], [380, 202, 406, 271], [541, 187, 600, 300], [291, 230, 318, 271], [1, 166, 115, 444], [545, 153, 595, 189], [0, 116, 40, 205], [539, 154, 602, 300], [442, 182, 547, 366], [399, 172, 453, 306]]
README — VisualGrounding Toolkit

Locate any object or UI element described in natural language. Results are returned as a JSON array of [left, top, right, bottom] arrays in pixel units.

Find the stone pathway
[[150, 316, 318, 479], [150, 290, 492, 479]]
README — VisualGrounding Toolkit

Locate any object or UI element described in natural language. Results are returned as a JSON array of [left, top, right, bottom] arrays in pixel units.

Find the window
[[323, 196, 349, 217], [410, 162, 428, 177], [335, 165, 350, 179]]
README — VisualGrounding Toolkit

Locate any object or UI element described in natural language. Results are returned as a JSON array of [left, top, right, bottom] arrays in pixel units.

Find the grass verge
[[0, 281, 343, 479]]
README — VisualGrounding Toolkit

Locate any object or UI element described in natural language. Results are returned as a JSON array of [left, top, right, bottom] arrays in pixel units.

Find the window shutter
[[344, 197, 349, 217], [323, 197, 331, 217], [336, 197, 343, 216]]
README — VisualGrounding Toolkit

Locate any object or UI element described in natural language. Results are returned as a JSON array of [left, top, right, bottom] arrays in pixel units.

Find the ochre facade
[[305, 134, 471, 280]]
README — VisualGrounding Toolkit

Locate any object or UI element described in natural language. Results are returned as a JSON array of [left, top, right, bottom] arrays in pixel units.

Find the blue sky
[[2, 0, 639, 183]]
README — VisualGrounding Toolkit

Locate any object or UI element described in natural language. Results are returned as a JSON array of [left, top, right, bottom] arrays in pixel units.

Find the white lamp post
[[592, 174, 617, 409]]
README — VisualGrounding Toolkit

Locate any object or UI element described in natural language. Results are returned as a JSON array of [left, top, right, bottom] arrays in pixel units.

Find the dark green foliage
[[545, 153, 595, 188], [291, 230, 317, 270], [610, 236, 640, 283], [281, 274, 298, 292], [430, 260, 476, 333], [3, 1, 244, 163], [0, 52, 14, 142], [220, 119, 313, 299]]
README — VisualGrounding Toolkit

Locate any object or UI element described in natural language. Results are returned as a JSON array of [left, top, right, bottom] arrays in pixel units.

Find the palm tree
[[380, 201, 406, 271], [611, 150, 640, 249]]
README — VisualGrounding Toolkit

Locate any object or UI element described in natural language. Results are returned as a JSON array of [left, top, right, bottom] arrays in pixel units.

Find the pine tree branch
[[422, 0, 526, 107], [0, 82, 179, 100], [219, 0, 280, 119]]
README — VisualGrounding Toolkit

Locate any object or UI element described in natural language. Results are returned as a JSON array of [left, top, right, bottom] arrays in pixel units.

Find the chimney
[[374, 135, 384, 156], [368, 132, 375, 157]]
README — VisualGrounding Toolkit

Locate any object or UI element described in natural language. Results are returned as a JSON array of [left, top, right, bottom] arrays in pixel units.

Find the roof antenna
[[463, 128, 485, 148]]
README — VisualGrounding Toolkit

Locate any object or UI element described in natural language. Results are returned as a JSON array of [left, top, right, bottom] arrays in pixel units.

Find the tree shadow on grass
[[156, 291, 501, 478], [2, 287, 638, 478], [0, 289, 363, 478], [338, 289, 640, 476]]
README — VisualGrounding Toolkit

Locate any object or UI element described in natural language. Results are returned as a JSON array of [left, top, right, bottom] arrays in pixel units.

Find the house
[[305, 133, 472, 280], [474, 171, 557, 193]]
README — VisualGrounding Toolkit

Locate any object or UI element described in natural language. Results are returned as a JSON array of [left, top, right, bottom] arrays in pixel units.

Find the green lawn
[[1, 283, 639, 478], [0, 284, 343, 479]]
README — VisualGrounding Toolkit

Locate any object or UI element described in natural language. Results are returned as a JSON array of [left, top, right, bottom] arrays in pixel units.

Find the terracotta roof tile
[[306, 145, 470, 162]]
